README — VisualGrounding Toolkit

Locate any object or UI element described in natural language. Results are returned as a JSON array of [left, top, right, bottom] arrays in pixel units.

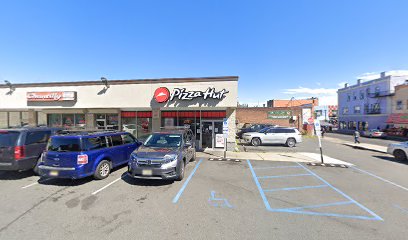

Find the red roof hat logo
[[154, 87, 170, 103]]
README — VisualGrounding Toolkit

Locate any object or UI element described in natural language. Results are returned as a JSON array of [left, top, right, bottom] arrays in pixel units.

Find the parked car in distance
[[242, 127, 302, 147], [387, 141, 408, 161], [127, 129, 196, 181], [236, 124, 276, 139], [39, 131, 141, 180], [362, 129, 386, 138], [0, 127, 62, 173]]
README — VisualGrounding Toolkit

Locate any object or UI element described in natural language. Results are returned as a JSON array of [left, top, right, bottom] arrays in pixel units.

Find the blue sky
[[1, 0, 408, 106]]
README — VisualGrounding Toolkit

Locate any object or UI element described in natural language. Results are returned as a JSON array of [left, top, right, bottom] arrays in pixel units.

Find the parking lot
[[1, 136, 407, 240]]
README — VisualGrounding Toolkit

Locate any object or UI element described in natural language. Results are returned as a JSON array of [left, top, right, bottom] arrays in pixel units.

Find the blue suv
[[39, 131, 141, 180]]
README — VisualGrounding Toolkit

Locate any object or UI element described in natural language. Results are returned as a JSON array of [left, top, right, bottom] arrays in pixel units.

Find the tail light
[[77, 154, 88, 165], [14, 146, 26, 160]]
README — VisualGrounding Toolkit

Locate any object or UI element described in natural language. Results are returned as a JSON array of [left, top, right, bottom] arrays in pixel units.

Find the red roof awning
[[386, 113, 408, 124]]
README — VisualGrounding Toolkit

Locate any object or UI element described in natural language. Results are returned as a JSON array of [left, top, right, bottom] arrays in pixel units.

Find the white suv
[[387, 142, 408, 161], [242, 127, 302, 147]]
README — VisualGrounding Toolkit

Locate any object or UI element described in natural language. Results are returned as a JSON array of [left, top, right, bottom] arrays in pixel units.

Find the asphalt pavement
[[0, 136, 407, 240]]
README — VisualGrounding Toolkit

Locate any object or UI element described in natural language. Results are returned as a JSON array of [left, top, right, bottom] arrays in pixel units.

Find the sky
[[1, 0, 408, 106]]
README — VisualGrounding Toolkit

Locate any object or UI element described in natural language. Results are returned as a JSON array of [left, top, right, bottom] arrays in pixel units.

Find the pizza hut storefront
[[0, 76, 238, 150]]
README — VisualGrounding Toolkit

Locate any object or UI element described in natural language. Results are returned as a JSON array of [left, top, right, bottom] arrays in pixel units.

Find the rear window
[[25, 131, 51, 145], [0, 131, 20, 147], [47, 137, 82, 152]]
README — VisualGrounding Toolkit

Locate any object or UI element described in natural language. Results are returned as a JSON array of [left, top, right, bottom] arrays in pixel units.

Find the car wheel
[[286, 138, 296, 148], [251, 138, 261, 146], [94, 160, 111, 180], [393, 150, 407, 161], [190, 150, 196, 162], [176, 160, 185, 181], [33, 156, 42, 175]]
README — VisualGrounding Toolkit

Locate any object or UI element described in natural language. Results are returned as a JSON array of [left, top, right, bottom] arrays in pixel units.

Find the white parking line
[[352, 166, 408, 192], [91, 177, 123, 195], [21, 178, 51, 189]]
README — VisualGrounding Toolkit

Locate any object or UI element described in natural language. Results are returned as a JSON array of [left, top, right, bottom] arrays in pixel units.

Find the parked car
[[0, 127, 62, 173], [387, 141, 408, 161], [39, 131, 141, 180], [242, 127, 302, 147], [362, 129, 386, 138], [236, 124, 276, 139], [127, 129, 196, 181]]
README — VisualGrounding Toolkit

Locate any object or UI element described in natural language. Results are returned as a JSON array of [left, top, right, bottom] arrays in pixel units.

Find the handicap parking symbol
[[208, 191, 233, 208]]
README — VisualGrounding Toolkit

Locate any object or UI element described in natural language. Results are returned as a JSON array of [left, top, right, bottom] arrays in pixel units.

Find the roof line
[[0, 76, 239, 88]]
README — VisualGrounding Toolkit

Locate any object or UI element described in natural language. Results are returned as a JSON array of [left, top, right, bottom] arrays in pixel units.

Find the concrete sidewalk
[[323, 136, 388, 153], [197, 149, 353, 166]]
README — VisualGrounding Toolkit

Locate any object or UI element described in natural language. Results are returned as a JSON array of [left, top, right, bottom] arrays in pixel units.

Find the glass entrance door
[[201, 120, 224, 149], [201, 121, 213, 149]]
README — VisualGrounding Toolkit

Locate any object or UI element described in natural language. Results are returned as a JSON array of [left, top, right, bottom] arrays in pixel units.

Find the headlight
[[130, 153, 138, 162], [163, 154, 178, 164]]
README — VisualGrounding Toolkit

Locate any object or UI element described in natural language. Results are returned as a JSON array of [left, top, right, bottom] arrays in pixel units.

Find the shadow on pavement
[[0, 170, 35, 180], [39, 176, 94, 186], [373, 155, 408, 165], [121, 172, 174, 186]]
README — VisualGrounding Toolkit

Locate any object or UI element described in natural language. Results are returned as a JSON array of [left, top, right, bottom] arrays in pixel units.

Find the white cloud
[[284, 87, 337, 95], [337, 82, 348, 88], [283, 86, 339, 106]]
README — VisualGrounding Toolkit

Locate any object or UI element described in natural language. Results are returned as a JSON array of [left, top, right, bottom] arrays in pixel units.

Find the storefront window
[[75, 114, 86, 128], [107, 114, 119, 130], [48, 113, 86, 129], [137, 117, 151, 140], [62, 114, 75, 128]]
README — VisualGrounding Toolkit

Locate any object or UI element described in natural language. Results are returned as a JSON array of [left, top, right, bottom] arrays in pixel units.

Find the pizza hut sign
[[27, 91, 76, 102], [154, 87, 228, 103]]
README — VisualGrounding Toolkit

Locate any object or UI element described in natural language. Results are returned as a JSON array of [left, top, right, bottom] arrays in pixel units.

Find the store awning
[[386, 113, 408, 124]]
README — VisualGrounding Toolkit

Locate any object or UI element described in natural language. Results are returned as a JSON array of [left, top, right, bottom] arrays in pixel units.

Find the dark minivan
[[0, 128, 61, 173], [39, 131, 141, 180]]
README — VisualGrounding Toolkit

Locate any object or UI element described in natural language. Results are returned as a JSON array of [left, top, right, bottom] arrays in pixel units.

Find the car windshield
[[143, 133, 182, 148], [0, 131, 20, 147], [47, 137, 82, 152]]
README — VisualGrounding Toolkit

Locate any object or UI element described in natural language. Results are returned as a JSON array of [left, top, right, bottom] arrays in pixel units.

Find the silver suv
[[242, 127, 302, 147]]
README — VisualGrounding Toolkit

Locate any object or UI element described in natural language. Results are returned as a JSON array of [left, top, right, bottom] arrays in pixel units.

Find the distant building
[[337, 71, 408, 131], [267, 98, 319, 108], [386, 82, 408, 129], [314, 105, 338, 121]]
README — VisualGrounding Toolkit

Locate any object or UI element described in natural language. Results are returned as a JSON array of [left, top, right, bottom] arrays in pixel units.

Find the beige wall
[[0, 80, 237, 109], [392, 85, 408, 113]]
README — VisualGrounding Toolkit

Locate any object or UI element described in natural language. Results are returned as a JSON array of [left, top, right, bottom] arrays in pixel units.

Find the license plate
[[142, 169, 152, 176], [50, 171, 59, 176]]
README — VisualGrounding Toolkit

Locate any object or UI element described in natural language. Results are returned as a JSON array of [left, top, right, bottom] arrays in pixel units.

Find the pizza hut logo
[[154, 87, 228, 103], [154, 87, 170, 103]]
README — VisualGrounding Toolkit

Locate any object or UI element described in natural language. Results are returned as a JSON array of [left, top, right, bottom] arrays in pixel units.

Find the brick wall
[[236, 107, 304, 129]]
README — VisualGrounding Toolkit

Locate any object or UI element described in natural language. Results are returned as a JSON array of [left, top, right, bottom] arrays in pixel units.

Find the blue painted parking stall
[[247, 160, 383, 221]]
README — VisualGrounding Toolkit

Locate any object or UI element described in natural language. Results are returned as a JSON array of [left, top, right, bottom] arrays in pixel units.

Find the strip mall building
[[0, 76, 238, 150]]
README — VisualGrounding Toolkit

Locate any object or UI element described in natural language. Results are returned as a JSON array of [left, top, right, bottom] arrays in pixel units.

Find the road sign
[[308, 117, 314, 124], [223, 118, 229, 133]]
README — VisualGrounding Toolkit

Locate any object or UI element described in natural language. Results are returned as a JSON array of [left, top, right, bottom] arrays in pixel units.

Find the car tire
[[33, 156, 42, 175], [175, 160, 185, 181], [251, 138, 261, 146], [393, 150, 407, 161], [94, 160, 111, 180], [286, 138, 296, 148], [190, 150, 196, 162]]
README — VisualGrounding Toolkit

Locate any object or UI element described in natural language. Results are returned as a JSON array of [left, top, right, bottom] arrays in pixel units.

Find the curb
[[342, 143, 387, 154]]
